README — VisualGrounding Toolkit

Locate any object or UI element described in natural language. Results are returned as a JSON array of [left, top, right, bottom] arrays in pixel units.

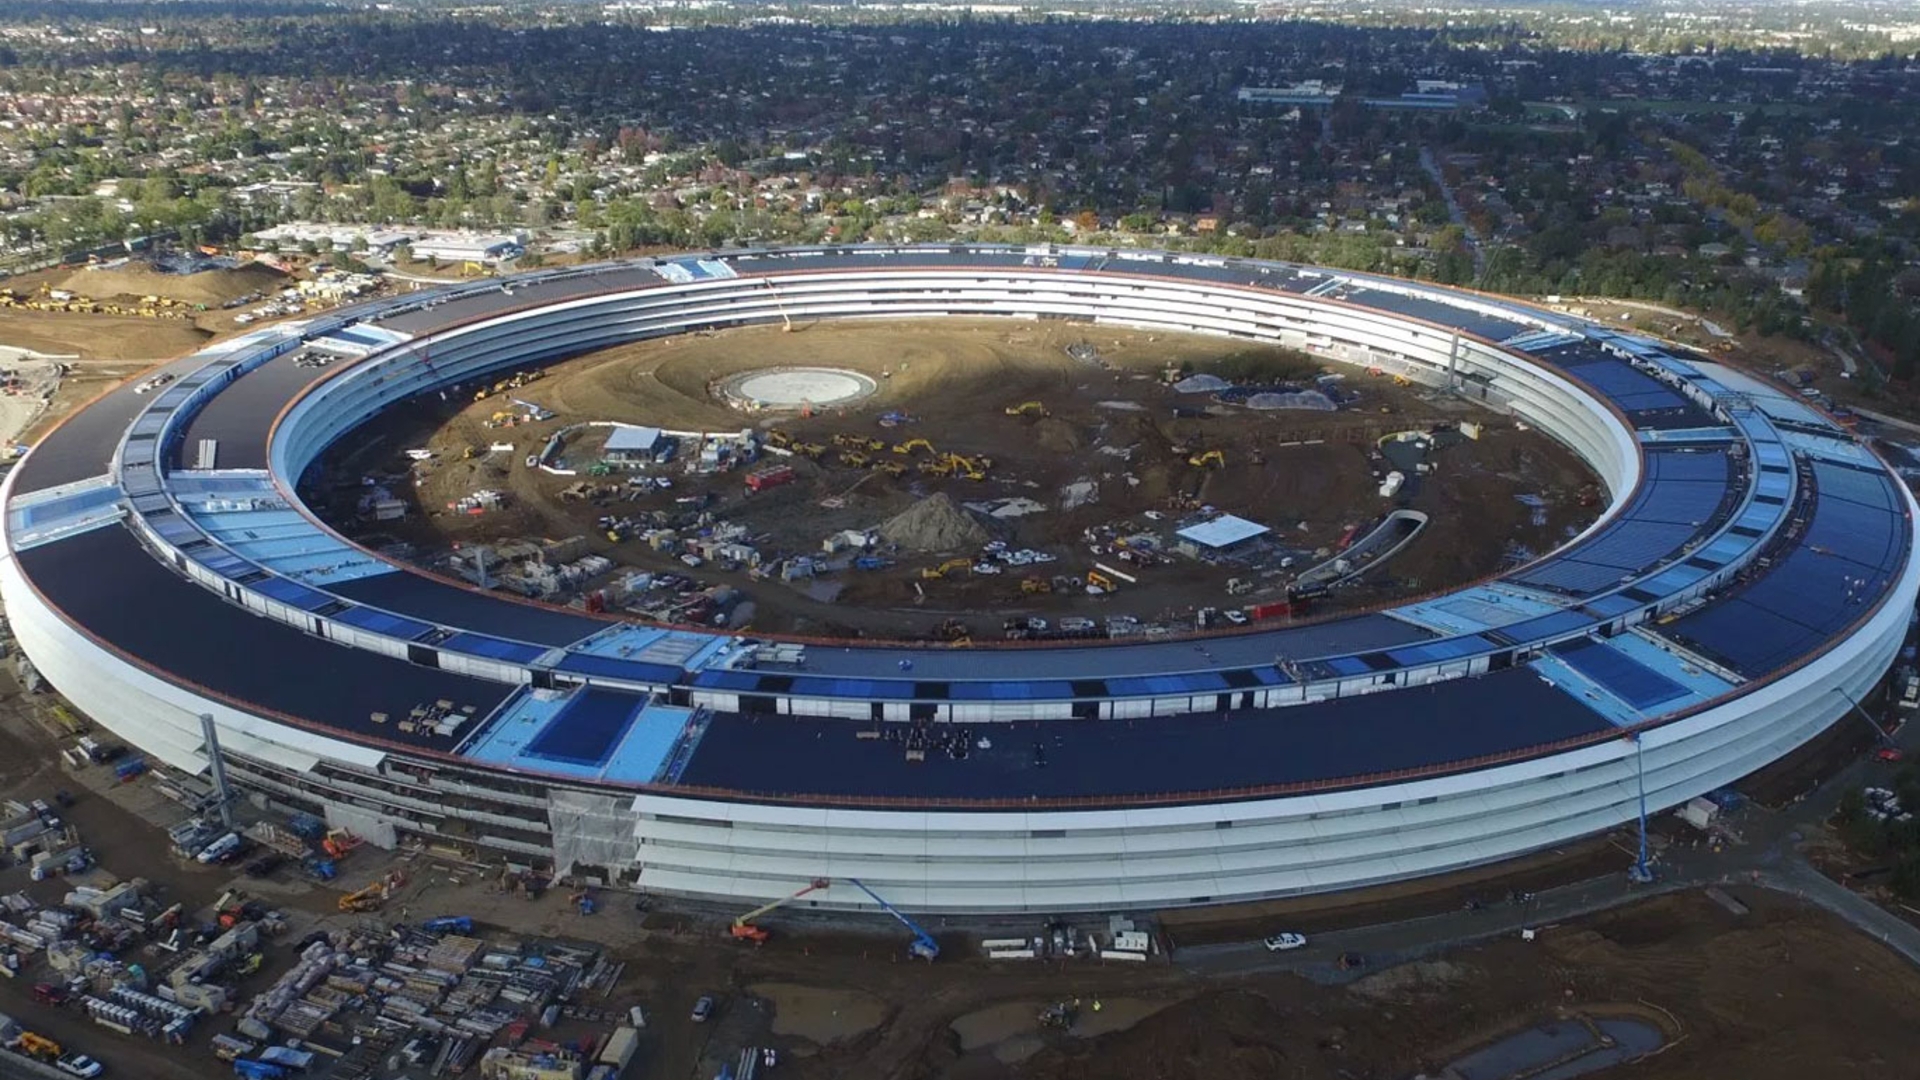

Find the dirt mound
[[1016, 990, 1299, 1080], [57, 260, 287, 306], [876, 492, 990, 552], [1033, 417, 1085, 453]]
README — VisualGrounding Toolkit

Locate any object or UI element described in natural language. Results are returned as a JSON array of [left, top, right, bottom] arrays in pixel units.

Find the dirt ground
[[2, 643, 1918, 1080], [312, 320, 1595, 639]]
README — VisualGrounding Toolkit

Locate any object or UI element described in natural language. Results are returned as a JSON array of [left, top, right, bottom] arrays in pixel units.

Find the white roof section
[[1177, 514, 1270, 549], [606, 426, 664, 452]]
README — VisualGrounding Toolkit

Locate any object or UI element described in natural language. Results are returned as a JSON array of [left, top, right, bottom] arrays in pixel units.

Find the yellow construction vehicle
[[833, 433, 884, 451], [839, 451, 871, 469], [919, 457, 958, 478], [891, 438, 935, 456], [474, 387, 491, 401], [1004, 401, 1050, 418], [765, 429, 793, 449], [793, 442, 828, 460], [872, 461, 906, 477], [1392, 374, 1411, 387], [921, 558, 972, 580], [461, 260, 487, 277], [1087, 570, 1117, 591], [338, 882, 388, 913], [1021, 577, 1052, 594], [1188, 449, 1226, 468], [729, 878, 830, 943], [12, 1033, 59, 1061], [944, 453, 989, 481]]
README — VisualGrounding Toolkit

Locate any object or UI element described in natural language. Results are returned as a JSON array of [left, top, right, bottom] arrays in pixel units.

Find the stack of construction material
[[425, 934, 485, 974]]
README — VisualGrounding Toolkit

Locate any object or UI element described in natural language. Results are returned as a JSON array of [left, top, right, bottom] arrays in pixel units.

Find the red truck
[[745, 465, 796, 493]]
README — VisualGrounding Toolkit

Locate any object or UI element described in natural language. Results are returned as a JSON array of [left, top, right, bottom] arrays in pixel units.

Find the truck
[[195, 833, 243, 864], [744, 465, 795, 494], [421, 916, 473, 935], [596, 1026, 640, 1078], [1900, 669, 1918, 711], [232, 1060, 288, 1080]]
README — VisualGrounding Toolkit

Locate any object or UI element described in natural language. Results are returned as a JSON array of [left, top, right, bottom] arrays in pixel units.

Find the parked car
[[30, 982, 69, 1006], [244, 853, 286, 878], [1262, 933, 1307, 952], [691, 995, 715, 1023], [56, 1053, 103, 1078]]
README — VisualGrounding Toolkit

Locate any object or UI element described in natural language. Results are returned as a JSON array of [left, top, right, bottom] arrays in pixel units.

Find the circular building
[[2, 245, 1912, 914]]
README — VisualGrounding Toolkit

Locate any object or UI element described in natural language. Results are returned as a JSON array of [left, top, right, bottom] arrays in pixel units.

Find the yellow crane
[[338, 882, 389, 913], [730, 878, 830, 943]]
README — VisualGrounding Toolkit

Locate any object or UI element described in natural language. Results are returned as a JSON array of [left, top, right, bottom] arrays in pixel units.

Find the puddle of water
[[1067, 997, 1176, 1039], [1442, 1016, 1665, 1080], [750, 982, 890, 1045], [951, 1001, 1036, 1052]]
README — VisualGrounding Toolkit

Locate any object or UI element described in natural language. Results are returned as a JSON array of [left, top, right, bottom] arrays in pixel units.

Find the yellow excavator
[[1021, 577, 1052, 594], [1004, 401, 1050, 418], [921, 558, 972, 580], [338, 882, 388, 913], [892, 438, 935, 456], [729, 878, 831, 944], [1087, 570, 1117, 591], [1188, 449, 1226, 469], [840, 450, 871, 469], [872, 460, 907, 477], [833, 434, 884, 451]]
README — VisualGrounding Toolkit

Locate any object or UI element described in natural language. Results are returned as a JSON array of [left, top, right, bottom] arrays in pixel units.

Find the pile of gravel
[[876, 493, 991, 552]]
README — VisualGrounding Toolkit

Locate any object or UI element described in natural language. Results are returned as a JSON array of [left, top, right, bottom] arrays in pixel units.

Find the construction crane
[[765, 278, 794, 332], [338, 882, 388, 913], [849, 879, 939, 961], [730, 878, 831, 943], [1188, 449, 1226, 469]]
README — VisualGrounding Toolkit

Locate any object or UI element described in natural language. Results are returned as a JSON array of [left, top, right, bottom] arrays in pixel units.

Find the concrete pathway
[[1173, 720, 1920, 978]]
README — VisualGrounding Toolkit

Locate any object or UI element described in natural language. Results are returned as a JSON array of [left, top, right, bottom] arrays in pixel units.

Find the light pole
[[1628, 731, 1654, 884]]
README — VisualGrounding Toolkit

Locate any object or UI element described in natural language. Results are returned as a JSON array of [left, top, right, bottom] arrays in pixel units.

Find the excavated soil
[[313, 319, 1597, 638]]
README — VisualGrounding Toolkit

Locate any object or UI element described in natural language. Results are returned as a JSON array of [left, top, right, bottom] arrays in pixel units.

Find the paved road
[[1419, 146, 1486, 280], [1173, 722, 1920, 979]]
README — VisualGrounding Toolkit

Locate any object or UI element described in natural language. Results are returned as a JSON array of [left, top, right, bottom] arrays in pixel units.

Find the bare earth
[[313, 319, 1596, 638]]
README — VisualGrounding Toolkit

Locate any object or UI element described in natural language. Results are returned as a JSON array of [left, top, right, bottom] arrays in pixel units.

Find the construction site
[[0, 678, 1917, 1080], [310, 320, 1599, 640]]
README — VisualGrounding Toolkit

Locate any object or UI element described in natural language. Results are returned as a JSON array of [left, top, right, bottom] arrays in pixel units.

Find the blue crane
[[849, 878, 939, 961]]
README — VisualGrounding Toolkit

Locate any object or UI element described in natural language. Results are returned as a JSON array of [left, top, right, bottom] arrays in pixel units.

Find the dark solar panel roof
[[1661, 463, 1908, 676], [675, 667, 1612, 803], [1335, 288, 1529, 341], [1552, 639, 1688, 711], [19, 525, 511, 738], [10, 355, 209, 495], [327, 571, 603, 646], [175, 348, 334, 470], [524, 688, 644, 766]]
